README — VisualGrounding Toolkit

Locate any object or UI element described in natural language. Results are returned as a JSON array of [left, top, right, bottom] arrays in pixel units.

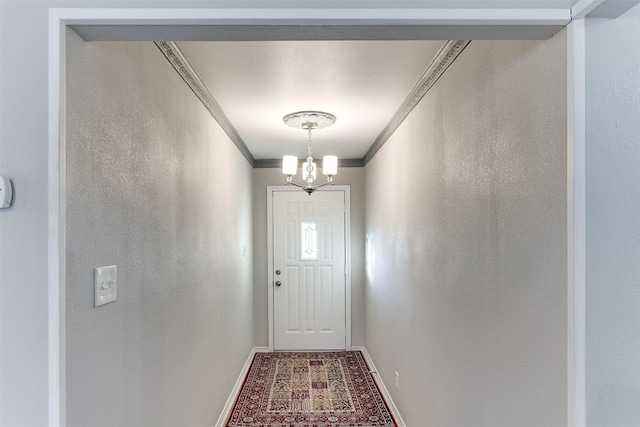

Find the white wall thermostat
[[0, 176, 13, 209]]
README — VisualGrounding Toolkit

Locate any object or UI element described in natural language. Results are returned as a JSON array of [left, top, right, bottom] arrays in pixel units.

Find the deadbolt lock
[[275, 270, 281, 275]]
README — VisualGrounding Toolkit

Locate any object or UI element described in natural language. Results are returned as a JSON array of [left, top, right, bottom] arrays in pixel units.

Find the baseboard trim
[[352, 346, 407, 427], [215, 346, 269, 427]]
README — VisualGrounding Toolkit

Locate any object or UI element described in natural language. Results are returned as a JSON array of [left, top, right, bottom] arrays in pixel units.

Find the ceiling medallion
[[282, 111, 338, 195], [282, 111, 336, 130]]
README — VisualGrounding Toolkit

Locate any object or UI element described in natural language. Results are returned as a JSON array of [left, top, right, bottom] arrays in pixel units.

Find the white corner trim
[[215, 347, 269, 427], [567, 19, 586, 427], [571, 0, 607, 19], [48, 9, 67, 427], [352, 346, 407, 427]]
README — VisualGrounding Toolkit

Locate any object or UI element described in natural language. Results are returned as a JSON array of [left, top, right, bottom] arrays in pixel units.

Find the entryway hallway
[[63, 30, 567, 426], [14, 2, 635, 426]]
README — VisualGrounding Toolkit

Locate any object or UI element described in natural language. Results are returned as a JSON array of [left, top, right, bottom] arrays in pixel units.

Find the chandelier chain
[[307, 128, 314, 159]]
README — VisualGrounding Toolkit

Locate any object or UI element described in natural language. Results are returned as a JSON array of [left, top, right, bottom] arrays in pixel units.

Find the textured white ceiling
[[178, 40, 445, 160]]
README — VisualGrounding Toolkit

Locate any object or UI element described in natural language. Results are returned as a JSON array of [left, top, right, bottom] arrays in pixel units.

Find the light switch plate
[[95, 265, 117, 307]]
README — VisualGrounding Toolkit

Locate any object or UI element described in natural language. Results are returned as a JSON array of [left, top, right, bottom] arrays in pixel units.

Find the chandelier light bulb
[[282, 156, 298, 176], [322, 156, 338, 176]]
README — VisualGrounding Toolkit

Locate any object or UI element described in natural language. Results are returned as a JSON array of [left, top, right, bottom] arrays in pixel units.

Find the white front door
[[271, 189, 347, 350]]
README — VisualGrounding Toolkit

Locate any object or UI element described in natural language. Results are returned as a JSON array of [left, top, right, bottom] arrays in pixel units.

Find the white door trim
[[267, 186, 351, 352], [48, 10, 67, 427], [567, 19, 586, 427]]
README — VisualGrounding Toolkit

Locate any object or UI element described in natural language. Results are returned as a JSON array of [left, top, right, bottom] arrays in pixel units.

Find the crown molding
[[156, 39, 469, 168], [254, 158, 364, 168], [154, 41, 255, 166], [363, 40, 470, 165]]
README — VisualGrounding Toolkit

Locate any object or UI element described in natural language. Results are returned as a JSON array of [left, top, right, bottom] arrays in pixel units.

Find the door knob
[[275, 281, 282, 287], [275, 270, 281, 275]]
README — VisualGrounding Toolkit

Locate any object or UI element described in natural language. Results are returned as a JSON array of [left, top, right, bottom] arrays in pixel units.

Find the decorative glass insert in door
[[301, 221, 318, 260]]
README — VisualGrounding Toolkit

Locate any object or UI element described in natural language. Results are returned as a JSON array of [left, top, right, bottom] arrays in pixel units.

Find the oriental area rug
[[225, 351, 397, 427]]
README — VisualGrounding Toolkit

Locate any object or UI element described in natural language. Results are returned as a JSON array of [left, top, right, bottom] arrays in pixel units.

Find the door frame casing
[[47, 7, 588, 427], [267, 185, 352, 352]]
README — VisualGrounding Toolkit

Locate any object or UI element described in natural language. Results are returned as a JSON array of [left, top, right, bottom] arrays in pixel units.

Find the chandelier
[[281, 111, 338, 195]]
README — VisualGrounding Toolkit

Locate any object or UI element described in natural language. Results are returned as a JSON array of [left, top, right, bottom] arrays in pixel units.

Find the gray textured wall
[[65, 31, 253, 426], [586, 6, 640, 426], [364, 35, 568, 426], [251, 167, 366, 347]]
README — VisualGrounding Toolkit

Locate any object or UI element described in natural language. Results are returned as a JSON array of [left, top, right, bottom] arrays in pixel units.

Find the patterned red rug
[[225, 351, 397, 427]]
